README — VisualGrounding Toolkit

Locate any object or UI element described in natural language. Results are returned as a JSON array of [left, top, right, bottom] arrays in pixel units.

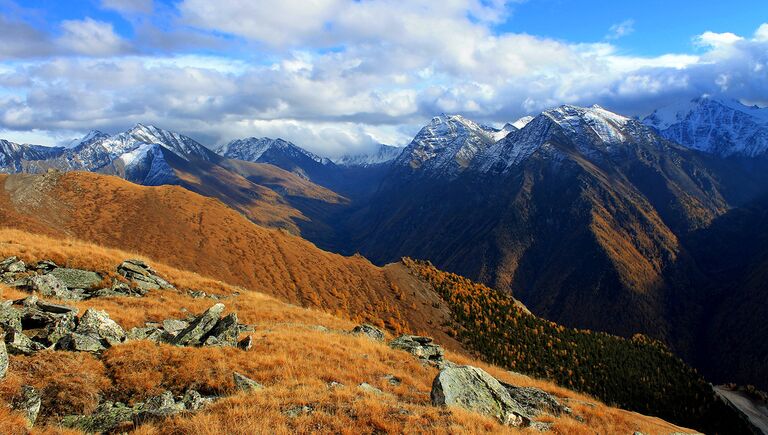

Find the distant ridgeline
[[402, 258, 750, 434]]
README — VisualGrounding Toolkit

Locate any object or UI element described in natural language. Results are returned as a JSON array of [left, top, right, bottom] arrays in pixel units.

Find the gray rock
[[0, 338, 8, 378], [14, 385, 41, 427], [171, 303, 225, 346], [35, 300, 78, 315], [351, 324, 385, 341], [1, 257, 26, 273], [383, 374, 401, 386], [358, 382, 383, 395], [188, 290, 207, 299], [162, 319, 189, 336], [34, 260, 58, 272], [49, 268, 103, 289], [76, 308, 125, 346], [205, 313, 239, 346], [390, 335, 444, 363], [46, 317, 77, 346], [182, 389, 212, 411], [118, 260, 173, 290], [237, 335, 253, 351], [56, 332, 106, 352], [431, 365, 531, 427], [60, 401, 136, 432], [501, 383, 571, 417], [233, 371, 263, 392], [0, 301, 22, 333], [25, 274, 71, 299], [135, 391, 185, 423], [127, 326, 164, 342], [5, 330, 45, 355]]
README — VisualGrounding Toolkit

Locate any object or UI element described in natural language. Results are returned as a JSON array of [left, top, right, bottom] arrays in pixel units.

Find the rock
[[76, 308, 125, 346], [501, 383, 571, 417], [171, 303, 225, 346], [237, 335, 253, 351], [25, 274, 66, 298], [283, 404, 314, 417], [14, 385, 41, 427], [56, 332, 106, 352], [5, 330, 45, 355], [204, 313, 239, 346], [182, 389, 211, 411], [35, 300, 78, 315], [431, 365, 531, 427], [0, 257, 26, 273], [383, 374, 401, 386], [49, 268, 103, 289], [162, 319, 189, 336], [358, 382, 383, 395], [46, 317, 77, 346], [135, 391, 185, 423], [34, 260, 58, 272], [0, 301, 22, 333], [127, 326, 164, 342], [188, 290, 207, 299], [0, 338, 8, 378], [351, 324, 385, 341], [118, 260, 173, 290], [233, 371, 263, 392], [390, 335, 444, 363], [60, 401, 135, 432]]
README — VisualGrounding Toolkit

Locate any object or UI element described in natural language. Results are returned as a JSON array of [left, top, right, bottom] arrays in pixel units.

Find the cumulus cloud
[[0, 2, 766, 157]]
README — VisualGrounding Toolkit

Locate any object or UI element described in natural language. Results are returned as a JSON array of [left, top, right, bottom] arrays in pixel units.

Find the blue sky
[[0, 0, 766, 156]]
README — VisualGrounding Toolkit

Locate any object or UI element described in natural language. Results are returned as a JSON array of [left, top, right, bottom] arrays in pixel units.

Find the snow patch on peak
[[492, 123, 518, 142], [512, 116, 534, 130], [334, 144, 401, 166], [67, 130, 109, 149]]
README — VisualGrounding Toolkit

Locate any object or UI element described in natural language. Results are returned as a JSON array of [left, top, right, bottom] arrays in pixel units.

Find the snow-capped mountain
[[512, 116, 535, 129], [491, 123, 518, 142], [643, 97, 768, 157], [334, 144, 402, 167], [65, 130, 110, 149], [394, 114, 498, 175], [0, 140, 65, 173], [215, 137, 325, 164]]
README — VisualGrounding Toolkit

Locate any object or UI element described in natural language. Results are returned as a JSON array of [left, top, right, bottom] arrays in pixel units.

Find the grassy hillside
[[0, 230, 698, 434], [402, 258, 747, 434]]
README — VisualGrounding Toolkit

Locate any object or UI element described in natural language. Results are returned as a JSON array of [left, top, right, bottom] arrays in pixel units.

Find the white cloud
[[606, 19, 635, 40], [57, 18, 131, 56], [695, 31, 744, 48], [755, 23, 768, 41]]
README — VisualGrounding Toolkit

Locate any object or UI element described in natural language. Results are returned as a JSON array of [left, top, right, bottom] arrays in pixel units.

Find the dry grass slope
[[0, 230, 695, 434]]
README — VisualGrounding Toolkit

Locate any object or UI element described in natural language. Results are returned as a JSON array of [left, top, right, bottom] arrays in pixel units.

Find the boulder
[[25, 274, 72, 299], [0, 257, 26, 273], [135, 391, 185, 423], [76, 308, 126, 346], [204, 313, 240, 346], [127, 326, 164, 342], [49, 268, 103, 290], [351, 324, 385, 341], [431, 365, 531, 427], [283, 404, 314, 417], [171, 303, 225, 346], [358, 383, 383, 395], [60, 401, 135, 433], [162, 319, 189, 336], [501, 383, 571, 417], [233, 372, 263, 392], [57, 332, 106, 352], [35, 300, 78, 315], [0, 301, 22, 333], [182, 389, 211, 411], [34, 260, 58, 272], [14, 385, 41, 427], [390, 335, 444, 363], [5, 330, 45, 355], [0, 338, 8, 378], [118, 260, 174, 290]]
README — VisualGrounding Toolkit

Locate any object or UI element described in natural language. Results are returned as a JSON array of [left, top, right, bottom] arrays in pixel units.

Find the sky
[[0, 0, 767, 157]]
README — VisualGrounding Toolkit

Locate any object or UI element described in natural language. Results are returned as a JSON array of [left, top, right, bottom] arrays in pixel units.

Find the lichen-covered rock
[[501, 383, 571, 417], [162, 319, 189, 336], [25, 274, 75, 299], [182, 390, 212, 411], [118, 260, 173, 290], [49, 268, 102, 289], [135, 391, 185, 422], [1, 256, 26, 273], [358, 382, 383, 395], [56, 332, 106, 352], [431, 365, 531, 427], [60, 401, 136, 432], [76, 308, 125, 346], [205, 313, 239, 347], [390, 335, 444, 363], [14, 385, 41, 427], [351, 324, 385, 341], [34, 260, 58, 272], [127, 326, 164, 342], [5, 330, 45, 355], [171, 303, 225, 346], [0, 301, 22, 333], [35, 300, 78, 315], [237, 335, 253, 351], [233, 371, 263, 392], [0, 338, 8, 379]]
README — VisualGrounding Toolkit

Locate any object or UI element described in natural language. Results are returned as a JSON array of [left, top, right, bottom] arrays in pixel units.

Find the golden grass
[[0, 228, 695, 434]]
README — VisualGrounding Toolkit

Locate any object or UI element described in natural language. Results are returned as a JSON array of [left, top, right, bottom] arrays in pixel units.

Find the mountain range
[[2, 96, 768, 432]]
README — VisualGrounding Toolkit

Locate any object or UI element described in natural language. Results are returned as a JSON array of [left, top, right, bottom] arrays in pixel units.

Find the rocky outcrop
[[233, 372, 263, 391], [501, 383, 572, 418], [389, 335, 444, 364], [431, 365, 531, 427], [0, 256, 174, 301], [14, 385, 41, 427], [0, 337, 8, 378], [351, 324, 385, 341], [76, 308, 126, 346]]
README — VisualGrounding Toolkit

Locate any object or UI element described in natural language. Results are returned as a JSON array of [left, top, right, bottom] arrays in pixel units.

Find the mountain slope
[[334, 144, 402, 167], [644, 97, 768, 157]]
